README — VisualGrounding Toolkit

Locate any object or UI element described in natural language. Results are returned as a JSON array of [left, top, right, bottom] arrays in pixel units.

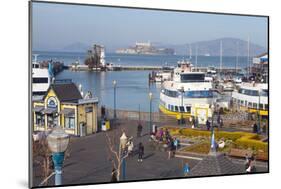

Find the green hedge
[[167, 128, 268, 152]]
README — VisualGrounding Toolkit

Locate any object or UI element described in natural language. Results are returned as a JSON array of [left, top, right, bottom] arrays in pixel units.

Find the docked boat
[[232, 81, 268, 116], [32, 54, 52, 96], [159, 60, 215, 124]]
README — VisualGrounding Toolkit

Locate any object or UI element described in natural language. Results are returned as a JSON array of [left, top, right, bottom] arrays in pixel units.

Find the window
[[265, 104, 268, 110], [85, 106, 93, 113], [175, 106, 179, 112], [185, 106, 191, 113], [248, 102, 253, 108], [259, 103, 264, 109], [65, 115, 75, 129], [180, 74, 205, 82], [253, 103, 257, 109], [35, 113, 44, 126], [168, 104, 171, 110], [33, 77, 49, 83], [179, 106, 185, 112], [240, 100, 244, 105], [171, 105, 174, 111]]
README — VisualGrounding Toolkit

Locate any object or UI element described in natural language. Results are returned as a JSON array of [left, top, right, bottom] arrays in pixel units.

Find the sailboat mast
[[236, 41, 239, 74], [189, 43, 192, 59], [220, 40, 222, 75], [247, 37, 250, 76], [195, 44, 198, 70]]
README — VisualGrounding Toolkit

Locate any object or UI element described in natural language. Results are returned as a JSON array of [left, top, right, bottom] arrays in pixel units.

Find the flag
[[48, 63, 54, 77]]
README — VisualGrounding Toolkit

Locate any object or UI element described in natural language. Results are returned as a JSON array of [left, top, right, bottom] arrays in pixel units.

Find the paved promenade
[[33, 119, 268, 187]]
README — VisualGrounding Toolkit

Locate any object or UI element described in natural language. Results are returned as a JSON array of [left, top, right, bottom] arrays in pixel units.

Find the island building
[[116, 41, 175, 55], [32, 80, 98, 136]]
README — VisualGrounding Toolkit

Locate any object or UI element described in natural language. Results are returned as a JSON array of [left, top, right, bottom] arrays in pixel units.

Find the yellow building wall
[[60, 104, 77, 135], [44, 89, 61, 127], [77, 103, 98, 135]]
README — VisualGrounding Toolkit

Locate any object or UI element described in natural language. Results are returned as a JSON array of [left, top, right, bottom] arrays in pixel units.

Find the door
[[86, 112, 93, 135]]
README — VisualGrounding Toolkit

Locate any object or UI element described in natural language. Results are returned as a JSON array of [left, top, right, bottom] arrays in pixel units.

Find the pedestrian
[[138, 142, 144, 162], [168, 140, 174, 159], [219, 118, 223, 128], [262, 123, 267, 134], [183, 162, 190, 176], [217, 113, 221, 126], [137, 123, 143, 137], [252, 123, 258, 133], [127, 139, 134, 157], [173, 137, 179, 151], [111, 168, 117, 182], [206, 119, 211, 131]]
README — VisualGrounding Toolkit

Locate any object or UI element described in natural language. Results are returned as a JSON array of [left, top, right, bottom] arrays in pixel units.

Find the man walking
[[138, 142, 144, 162]]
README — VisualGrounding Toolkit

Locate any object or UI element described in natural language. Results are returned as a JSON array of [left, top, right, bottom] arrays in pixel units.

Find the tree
[[104, 128, 129, 181]]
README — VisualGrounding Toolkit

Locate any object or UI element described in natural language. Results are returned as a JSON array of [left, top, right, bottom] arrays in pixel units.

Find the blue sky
[[32, 2, 268, 51]]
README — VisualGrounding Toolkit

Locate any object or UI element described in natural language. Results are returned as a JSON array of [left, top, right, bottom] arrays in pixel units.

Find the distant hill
[[158, 38, 267, 56]]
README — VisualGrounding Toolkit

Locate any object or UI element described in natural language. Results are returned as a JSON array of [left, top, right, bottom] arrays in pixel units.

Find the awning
[[60, 108, 75, 116], [42, 108, 57, 114], [33, 106, 44, 112]]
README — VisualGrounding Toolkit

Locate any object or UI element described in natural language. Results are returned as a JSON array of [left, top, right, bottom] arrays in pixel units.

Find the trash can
[[101, 120, 110, 131], [80, 122, 86, 137]]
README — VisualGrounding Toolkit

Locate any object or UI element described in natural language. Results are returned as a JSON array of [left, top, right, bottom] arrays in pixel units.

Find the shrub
[[170, 128, 268, 152]]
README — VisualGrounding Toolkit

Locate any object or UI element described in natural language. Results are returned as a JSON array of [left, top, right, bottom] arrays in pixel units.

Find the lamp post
[[149, 92, 153, 134], [120, 132, 128, 181], [47, 126, 69, 186], [258, 90, 261, 134], [178, 86, 184, 125], [113, 80, 117, 119]]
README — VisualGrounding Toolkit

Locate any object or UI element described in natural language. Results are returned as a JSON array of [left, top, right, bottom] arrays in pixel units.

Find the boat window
[[168, 104, 171, 110], [171, 105, 174, 111], [259, 104, 264, 109], [175, 106, 179, 112], [240, 100, 244, 105], [185, 106, 191, 113], [260, 90, 268, 97], [248, 102, 253, 108], [179, 106, 185, 112], [33, 77, 49, 83], [180, 74, 205, 82], [253, 103, 257, 109], [265, 104, 268, 110], [184, 91, 213, 98]]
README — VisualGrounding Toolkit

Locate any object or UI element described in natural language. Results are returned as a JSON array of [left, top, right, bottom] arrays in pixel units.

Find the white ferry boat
[[232, 81, 268, 116], [159, 60, 215, 124], [32, 55, 51, 96]]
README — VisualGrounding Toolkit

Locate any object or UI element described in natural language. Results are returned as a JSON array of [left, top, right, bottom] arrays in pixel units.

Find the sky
[[32, 2, 268, 52]]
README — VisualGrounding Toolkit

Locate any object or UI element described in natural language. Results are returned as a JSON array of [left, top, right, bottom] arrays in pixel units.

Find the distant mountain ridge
[[36, 38, 267, 56], [159, 38, 267, 56]]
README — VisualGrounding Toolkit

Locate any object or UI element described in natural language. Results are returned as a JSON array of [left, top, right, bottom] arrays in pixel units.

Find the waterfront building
[[32, 80, 98, 136]]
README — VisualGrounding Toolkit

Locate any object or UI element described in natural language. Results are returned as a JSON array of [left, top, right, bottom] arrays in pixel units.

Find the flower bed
[[163, 127, 268, 153]]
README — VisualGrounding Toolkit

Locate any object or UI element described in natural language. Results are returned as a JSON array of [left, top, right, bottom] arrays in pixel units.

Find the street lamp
[[257, 90, 261, 134], [211, 104, 215, 130], [149, 92, 153, 134], [120, 132, 128, 180], [178, 86, 185, 125], [113, 80, 117, 119], [47, 126, 69, 186]]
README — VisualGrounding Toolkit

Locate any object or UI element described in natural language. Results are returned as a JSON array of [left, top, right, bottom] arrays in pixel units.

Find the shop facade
[[32, 81, 98, 136]]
